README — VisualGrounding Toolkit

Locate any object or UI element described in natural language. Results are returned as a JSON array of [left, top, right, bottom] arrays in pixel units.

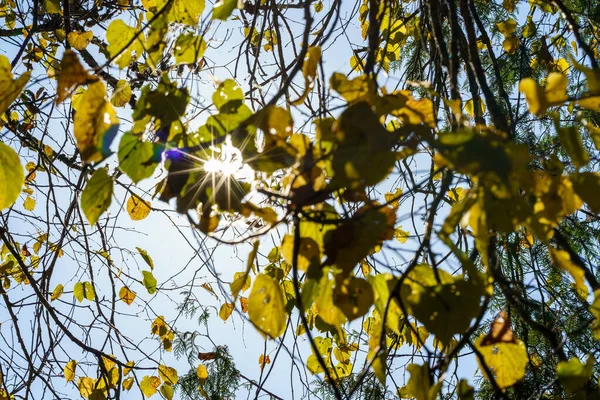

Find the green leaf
[[0, 141, 24, 210], [248, 273, 287, 339], [155, 0, 205, 25], [212, 0, 239, 21], [133, 75, 189, 130], [73, 281, 95, 302], [474, 335, 528, 389], [212, 79, 244, 111], [106, 20, 144, 69], [174, 33, 207, 65], [81, 168, 113, 225], [118, 132, 158, 183], [136, 247, 154, 269], [142, 270, 157, 294]]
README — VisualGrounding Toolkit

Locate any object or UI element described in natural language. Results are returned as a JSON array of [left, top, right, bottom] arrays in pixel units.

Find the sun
[[202, 139, 253, 181]]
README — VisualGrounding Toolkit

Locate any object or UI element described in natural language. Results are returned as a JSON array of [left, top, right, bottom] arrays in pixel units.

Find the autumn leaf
[[56, 50, 97, 104], [248, 274, 287, 339], [0, 141, 25, 211], [64, 360, 77, 382], [73, 81, 119, 162], [119, 286, 136, 305], [127, 195, 151, 221]]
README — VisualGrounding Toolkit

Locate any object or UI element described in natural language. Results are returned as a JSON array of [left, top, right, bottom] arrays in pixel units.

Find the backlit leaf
[[127, 195, 151, 221], [140, 375, 161, 398], [142, 270, 157, 294], [106, 20, 144, 69], [67, 31, 93, 50], [50, 284, 64, 301], [0, 55, 31, 116], [73, 281, 95, 302], [110, 80, 132, 107], [557, 356, 595, 395], [248, 273, 287, 339], [212, 0, 238, 21], [136, 247, 154, 269], [474, 335, 528, 389], [291, 46, 321, 105], [56, 50, 97, 104], [119, 286, 136, 305], [64, 360, 77, 382], [174, 33, 207, 64], [0, 141, 24, 210], [81, 168, 113, 225], [219, 302, 234, 321], [158, 365, 178, 385], [118, 132, 158, 183], [73, 81, 119, 162]]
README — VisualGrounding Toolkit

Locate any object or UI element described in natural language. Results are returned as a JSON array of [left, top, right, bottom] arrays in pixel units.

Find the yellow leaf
[[56, 50, 97, 104], [496, 19, 517, 36], [549, 249, 588, 298], [578, 96, 600, 112], [0, 55, 31, 117], [196, 364, 208, 384], [464, 99, 486, 117], [160, 384, 174, 400], [502, 36, 520, 53], [173, 33, 207, 65], [557, 356, 595, 395], [258, 354, 271, 369], [73, 281, 95, 302], [248, 274, 287, 339], [448, 187, 465, 202], [124, 361, 134, 376], [122, 376, 134, 390], [67, 31, 93, 50], [110, 80, 132, 107], [106, 20, 144, 69], [219, 303, 234, 321], [23, 196, 35, 211], [127, 195, 151, 221], [291, 46, 321, 105], [155, 0, 205, 25], [0, 142, 24, 211], [518, 73, 568, 116], [140, 375, 161, 398], [394, 226, 410, 244], [333, 277, 374, 321], [474, 335, 528, 389], [64, 360, 77, 382], [50, 284, 64, 301], [78, 376, 94, 398], [402, 363, 442, 400], [119, 286, 136, 305], [74, 81, 119, 162], [158, 365, 178, 385]]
